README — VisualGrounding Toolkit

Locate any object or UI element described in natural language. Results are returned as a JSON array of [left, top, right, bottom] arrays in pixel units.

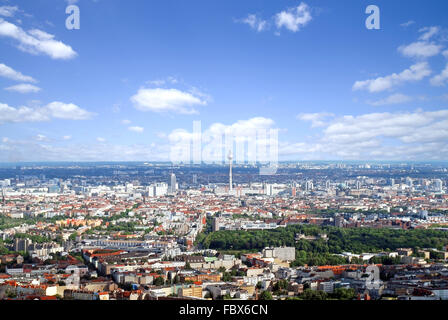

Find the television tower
[[228, 151, 233, 192]]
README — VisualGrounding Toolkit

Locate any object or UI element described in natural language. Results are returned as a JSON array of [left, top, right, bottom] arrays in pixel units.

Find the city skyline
[[1, 0, 448, 162], [0, 161, 447, 302]]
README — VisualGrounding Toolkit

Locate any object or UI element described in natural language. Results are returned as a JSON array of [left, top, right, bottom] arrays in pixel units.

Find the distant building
[[434, 179, 443, 192], [147, 183, 168, 197], [420, 210, 429, 220], [212, 217, 221, 232], [305, 180, 314, 192], [334, 215, 345, 228], [179, 285, 203, 299], [397, 248, 413, 257], [262, 247, 295, 262], [14, 238, 32, 253], [170, 173, 177, 193]]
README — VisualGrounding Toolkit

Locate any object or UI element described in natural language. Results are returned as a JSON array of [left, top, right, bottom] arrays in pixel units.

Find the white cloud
[[323, 110, 448, 145], [400, 21, 415, 28], [0, 101, 94, 124], [35, 134, 47, 141], [5, 83, 41, 93], [131, 88, 207, 114], [167, 76, 178, 84], [419, 26, 440, 41], [164, 112, 448, 161], [278, 109, 448, 160], [398, 26, 444, 59], [398, 41, 443, 58], [353, 62, 431, 93], [44, 102, 94, 120], [147, 76, 179, 87], [0, 138, 170, 162], [443, 50, 448, 59], [275, 2, 312, 32], [297, 112, 334, 127], [282, 109, 448, 160], [367, 93, 413, 106], [0, 63, 36, 82], [63, 135, 72, 140], [0, 6, 18, 17], [0, 103, 46, 123], [168, 117, 275, 144], [3, 110, 448, 162], [430, 63, 448, 86], [239, 14, 268, 32], [121, 119, 131, 125], [168, 117, 276, 162], [128, 126, 144, 133], [188, 86, 213, 104], [0, 18, 77, 59], [238, 3, 312, 34]]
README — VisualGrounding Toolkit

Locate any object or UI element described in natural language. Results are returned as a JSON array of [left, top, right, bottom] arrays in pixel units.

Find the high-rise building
[[147, 183, 169, 197], [170, 173, 177, 193], [192, 174, 198, 185], [434, 179, 443, 192], [264, 183, 274, 196], [125, 183, 134, 193], [305, 180, 313, 191], [228, 152, 233, 192], [212, 217, 221, 232], [14, 238, 32, 253], [334, 215, 344, 228], [420, 210, 429, 220]]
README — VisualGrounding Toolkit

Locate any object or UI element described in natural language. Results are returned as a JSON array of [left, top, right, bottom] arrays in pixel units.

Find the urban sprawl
[[0, 162, 448, 301]]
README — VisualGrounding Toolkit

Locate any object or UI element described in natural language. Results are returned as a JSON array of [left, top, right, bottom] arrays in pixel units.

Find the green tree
[[153, 276, 164, 286], [259, 291, 273, 300], [300, 289, 327, 300], [222, 272, 232, 282], [5, 290, 17, 298], [69, 233, 77, 241], [329, 288, 356, 300]]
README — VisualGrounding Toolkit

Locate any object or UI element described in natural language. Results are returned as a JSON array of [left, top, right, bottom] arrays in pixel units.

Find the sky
[[0, 0, 448, 162]]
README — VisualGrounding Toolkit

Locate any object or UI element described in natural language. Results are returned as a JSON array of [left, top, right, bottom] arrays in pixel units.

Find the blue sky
[[0, 0, 448, 162]]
